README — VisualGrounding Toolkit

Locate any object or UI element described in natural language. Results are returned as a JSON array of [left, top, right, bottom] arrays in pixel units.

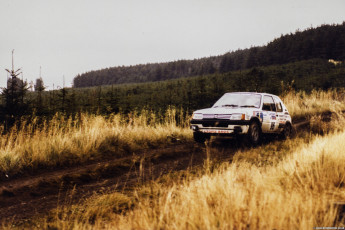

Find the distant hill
[[68, 59, 345, 115], [73, 22, 345, 88]]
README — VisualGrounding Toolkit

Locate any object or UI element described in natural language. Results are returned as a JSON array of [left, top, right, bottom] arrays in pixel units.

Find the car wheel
[[281, 123, 292, 139], [193, 132, 210, 143], [248, 121, 261, 146]]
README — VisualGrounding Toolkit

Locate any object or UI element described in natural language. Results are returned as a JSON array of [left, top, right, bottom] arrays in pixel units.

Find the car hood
[[193, 107, 258, 115]]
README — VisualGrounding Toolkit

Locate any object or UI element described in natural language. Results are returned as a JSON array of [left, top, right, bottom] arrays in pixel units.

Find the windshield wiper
[[222, 104, 238, 107], [240, 105, 256, 108]]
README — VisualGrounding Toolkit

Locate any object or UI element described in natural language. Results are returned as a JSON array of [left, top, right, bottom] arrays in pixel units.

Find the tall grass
[[2, 89, 345, 229], [0, 108, 192, 177], [25, 89, 345, 230], [1, 89, 344, 178], [1, 89, 344, 177], [35, 130, 345, 229], [282, 89, 345, 119]]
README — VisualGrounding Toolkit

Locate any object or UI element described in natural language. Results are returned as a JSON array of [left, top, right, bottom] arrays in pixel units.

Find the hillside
[[2, 58, 344, 122], [73, 22, 345, 88], [63, 59, 345, 116]]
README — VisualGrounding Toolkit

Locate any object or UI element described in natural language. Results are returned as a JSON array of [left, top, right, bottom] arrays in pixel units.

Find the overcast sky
[[0, 0, 344, 89]]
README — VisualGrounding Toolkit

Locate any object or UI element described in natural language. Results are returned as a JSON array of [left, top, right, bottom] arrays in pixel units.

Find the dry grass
[[2, 89, 345, 229], [110, 131, 345, 229], [1, 89, 343, 177], [31, 130, 345, 230], [282, 89, 345, 134], [0, 108, 192, 177], [282, 89, 345, 119]]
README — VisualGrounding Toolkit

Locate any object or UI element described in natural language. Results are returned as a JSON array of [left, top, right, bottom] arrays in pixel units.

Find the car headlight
[[230, 113, 245, 120], [192, 113, 203, 120]]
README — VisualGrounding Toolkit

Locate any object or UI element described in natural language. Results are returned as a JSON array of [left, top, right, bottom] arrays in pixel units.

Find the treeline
[[73, 22, 345, 88], [1, 58, 345, 129], [12, 59, 341, 118], [74, 57, 220, 87]]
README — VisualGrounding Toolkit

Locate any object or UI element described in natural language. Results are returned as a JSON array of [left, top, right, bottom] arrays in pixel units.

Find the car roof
[[224, 92, 279, 97]]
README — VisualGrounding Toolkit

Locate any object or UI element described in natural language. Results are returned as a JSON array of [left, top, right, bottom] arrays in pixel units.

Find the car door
[[261, 95, 279, 133], [273, 96, 286, 132]]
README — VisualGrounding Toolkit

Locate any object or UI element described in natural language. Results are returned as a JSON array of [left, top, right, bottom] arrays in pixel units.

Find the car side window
[[262, 96, 276, 111], [274, 97, 283, 112], [276, 102, 283, 112]]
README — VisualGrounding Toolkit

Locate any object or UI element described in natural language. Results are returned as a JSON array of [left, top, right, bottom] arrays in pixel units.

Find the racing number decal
[[270, 122, 275, 130], [269, 112, 277, 131]]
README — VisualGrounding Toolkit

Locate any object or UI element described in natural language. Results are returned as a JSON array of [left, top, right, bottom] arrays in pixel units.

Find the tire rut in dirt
[[0, 142, 208, 223]]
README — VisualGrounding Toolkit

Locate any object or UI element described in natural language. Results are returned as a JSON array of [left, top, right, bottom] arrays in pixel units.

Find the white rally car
[[190, 92, 292, 145]]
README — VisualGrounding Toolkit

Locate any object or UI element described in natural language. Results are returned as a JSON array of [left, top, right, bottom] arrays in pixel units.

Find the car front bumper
[[190, 119, 250, 135]]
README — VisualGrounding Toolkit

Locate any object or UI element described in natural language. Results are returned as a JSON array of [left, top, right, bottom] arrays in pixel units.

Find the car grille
[[202, 122, 229, 128], [203, 114, 231, 119]]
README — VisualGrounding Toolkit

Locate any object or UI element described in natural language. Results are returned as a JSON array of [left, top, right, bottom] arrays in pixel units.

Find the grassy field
[[0, 108, 191, 177], [2, 89, 345, 229], [24, 118, 345, 229], [283, 89, 345, 119], [1, 89, 345, 177], [108, 132, 345, 229]]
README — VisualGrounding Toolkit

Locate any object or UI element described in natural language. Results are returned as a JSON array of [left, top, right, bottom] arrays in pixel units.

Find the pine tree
[[0, 50, 30, 128]]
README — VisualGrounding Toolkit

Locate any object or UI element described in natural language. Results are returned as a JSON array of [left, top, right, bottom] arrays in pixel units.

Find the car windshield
[[212, 93, 262, 108]]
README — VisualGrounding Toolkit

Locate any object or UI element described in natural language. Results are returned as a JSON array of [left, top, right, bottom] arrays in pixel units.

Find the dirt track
[[0, 141, 231, 223], [0, 119, 310, 224]]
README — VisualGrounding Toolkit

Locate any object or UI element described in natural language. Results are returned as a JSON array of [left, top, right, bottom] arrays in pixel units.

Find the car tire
[[281, 123, 292, 139], [248, 121, 261, 146], [193, 132, 210, 143]]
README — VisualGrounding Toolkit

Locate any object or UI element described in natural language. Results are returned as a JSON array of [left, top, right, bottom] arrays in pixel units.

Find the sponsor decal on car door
[[262, 95, 278, 133], [274, 97, 286, 130], [269, 112, 279, 132]]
